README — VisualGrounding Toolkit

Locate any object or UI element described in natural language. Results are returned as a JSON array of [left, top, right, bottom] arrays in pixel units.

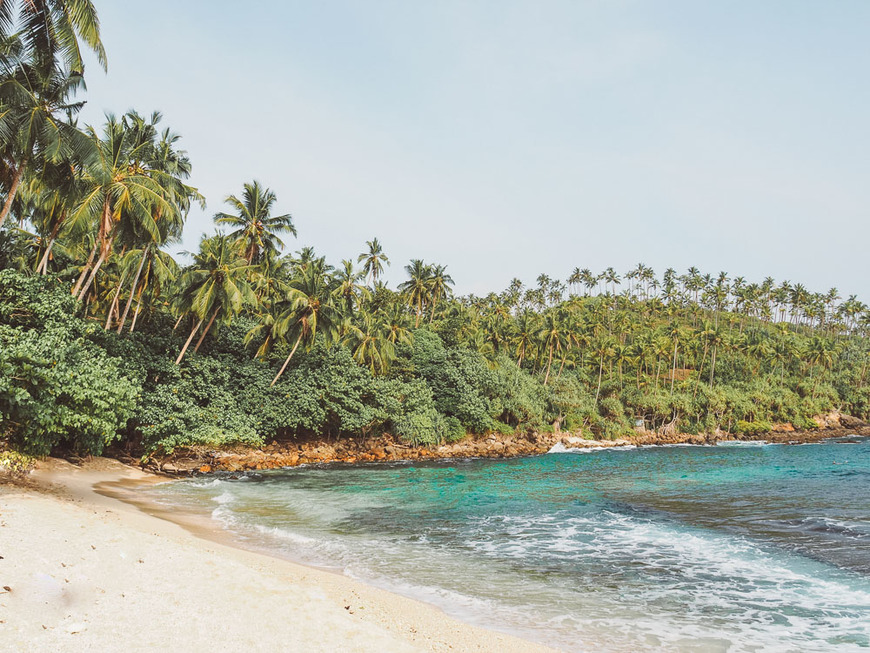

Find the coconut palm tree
[[0, 58, 92, 228], [357, 237, 389, 286], [214, 181, 294, 265], [427, 263, 454, 323], [70, 113, 188, 301], [173, 234, 253, 364], [398, 259, 432, 328], [268, 264, 341, 386], [344, 313, 398, 374], [0, 0, 106, 74], [114, 116, 199, 332], [332, 259, 366, 318]]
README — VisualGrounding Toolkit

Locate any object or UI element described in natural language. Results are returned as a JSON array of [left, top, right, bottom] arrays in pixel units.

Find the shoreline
[[133, 416, 870, 476], [0, 458, 556, 653]]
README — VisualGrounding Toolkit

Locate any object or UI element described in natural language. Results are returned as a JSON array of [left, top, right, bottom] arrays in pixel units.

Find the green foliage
[[3, 0, 870, 460], [735, 420, 774, 436], [489, 420, 515, 436], [410, 329, 496, 432], [0, 272, 138, 455]]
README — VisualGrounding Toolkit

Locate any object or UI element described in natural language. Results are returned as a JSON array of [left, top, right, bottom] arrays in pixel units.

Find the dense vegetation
[[2, 1, 870, 458]]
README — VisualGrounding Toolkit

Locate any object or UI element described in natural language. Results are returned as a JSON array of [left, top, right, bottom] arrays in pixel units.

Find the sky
[[76, 0, 870, 298]]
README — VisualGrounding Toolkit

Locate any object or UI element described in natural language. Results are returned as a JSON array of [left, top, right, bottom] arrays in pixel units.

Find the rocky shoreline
[[131, 413, 870, 476]]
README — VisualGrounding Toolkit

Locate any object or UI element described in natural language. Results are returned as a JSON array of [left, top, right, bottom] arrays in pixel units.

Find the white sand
[[0, 459, 556, 653]]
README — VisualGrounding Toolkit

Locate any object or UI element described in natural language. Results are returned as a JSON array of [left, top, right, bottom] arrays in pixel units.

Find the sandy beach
[[0, 459, 555, 653]]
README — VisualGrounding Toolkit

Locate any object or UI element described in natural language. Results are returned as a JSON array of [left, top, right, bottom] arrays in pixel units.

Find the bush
[[0, 271, 140, 456], [735, 420, 773, 436]]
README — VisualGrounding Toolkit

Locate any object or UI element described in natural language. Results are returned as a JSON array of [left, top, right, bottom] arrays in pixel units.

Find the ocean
[[140, 436, 870, 651]]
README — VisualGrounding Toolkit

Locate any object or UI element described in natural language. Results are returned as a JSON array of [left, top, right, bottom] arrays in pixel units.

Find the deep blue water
[[142, 437, 870, 651]]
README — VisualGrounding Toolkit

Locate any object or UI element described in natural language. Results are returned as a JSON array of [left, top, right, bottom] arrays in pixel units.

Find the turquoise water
[[143, 437, 870, 651]]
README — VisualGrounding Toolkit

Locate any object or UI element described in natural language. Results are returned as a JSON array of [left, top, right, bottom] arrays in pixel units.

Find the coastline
[[0, 458, 556, 653], [136, 413, 870, 475]]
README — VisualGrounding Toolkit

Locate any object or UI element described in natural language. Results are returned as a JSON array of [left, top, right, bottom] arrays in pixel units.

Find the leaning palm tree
[[0, 57, 93, 228], [173, 234, 253, 364], [70, 113, 185, 301], [23, 158, 81, 274], [214, 181, 295, 265], [357, 237, 389, 286], [267, 264, 341, 386], [113, 116, 200, 332]]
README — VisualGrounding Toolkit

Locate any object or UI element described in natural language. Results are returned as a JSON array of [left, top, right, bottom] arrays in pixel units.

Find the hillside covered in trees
[[2, 0, 869, 460]]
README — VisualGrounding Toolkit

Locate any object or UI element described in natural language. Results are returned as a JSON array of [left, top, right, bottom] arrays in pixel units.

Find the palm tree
[[398, 259, 431, 328], [357, 237, 390, 286], [592, 334, 616, 402], [268, 264, 340, 386], [664, 320, 685, 395], [537, 310, 565, 385], [427, 263, 454, 323], [0, 0, 106, 74], [173, 234, 253, 364], [20, 157, 80, 273], [0, 58, 93, 228], [126, 246, 178, 333], [332, 259, 366, 319], [511, 310, 536, 368], [214, 181, 295, 265], [379, 301, 413, 345], [344, 313, 397, 374], [114, 116, 199, 332], [71, 113, 189, 301], [567, 267, 581, 296]]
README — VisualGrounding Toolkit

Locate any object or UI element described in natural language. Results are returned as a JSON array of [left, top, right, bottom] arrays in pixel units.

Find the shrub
[[735, 420, 773, 436]]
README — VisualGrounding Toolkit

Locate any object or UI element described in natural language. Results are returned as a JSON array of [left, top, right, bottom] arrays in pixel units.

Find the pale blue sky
[[78, 1, 870, 297]]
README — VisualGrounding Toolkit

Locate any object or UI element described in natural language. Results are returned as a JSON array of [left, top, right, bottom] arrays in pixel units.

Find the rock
[[198, 464, 212, 474], [840, 414, 866, 429]]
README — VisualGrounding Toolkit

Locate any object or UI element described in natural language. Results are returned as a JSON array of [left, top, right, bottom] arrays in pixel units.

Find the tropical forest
[[2, 0, 869, 462]]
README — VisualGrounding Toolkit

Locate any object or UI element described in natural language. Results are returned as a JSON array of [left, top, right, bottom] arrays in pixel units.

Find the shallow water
[[142, 437, 870, 651]]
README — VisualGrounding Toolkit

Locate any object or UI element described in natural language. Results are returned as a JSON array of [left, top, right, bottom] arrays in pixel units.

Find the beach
[[0, 458, 553, 653]]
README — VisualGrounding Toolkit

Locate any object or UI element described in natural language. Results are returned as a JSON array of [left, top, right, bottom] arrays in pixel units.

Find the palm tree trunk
[[670, 341, 678, 395], [595, 354, 604, 403], [194, 307, 220, 352], [654, 359, 662, 395], [0, 161, 25, 229], [173, 313, 185, 331], [117, 247, 149, 333], [72, 241, 99, 296], [271, 332, 304, 386], [693, 343, 708, 399], [543, 341, 555, 385], [557, 354, 567, 381], [77, 236, 113, 301], [175, 317, 204, 365], [709, 346, 718, 388], [129, 291, 144, 333], [37, 234, 58, 274], [104, 270, 128, 330]]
